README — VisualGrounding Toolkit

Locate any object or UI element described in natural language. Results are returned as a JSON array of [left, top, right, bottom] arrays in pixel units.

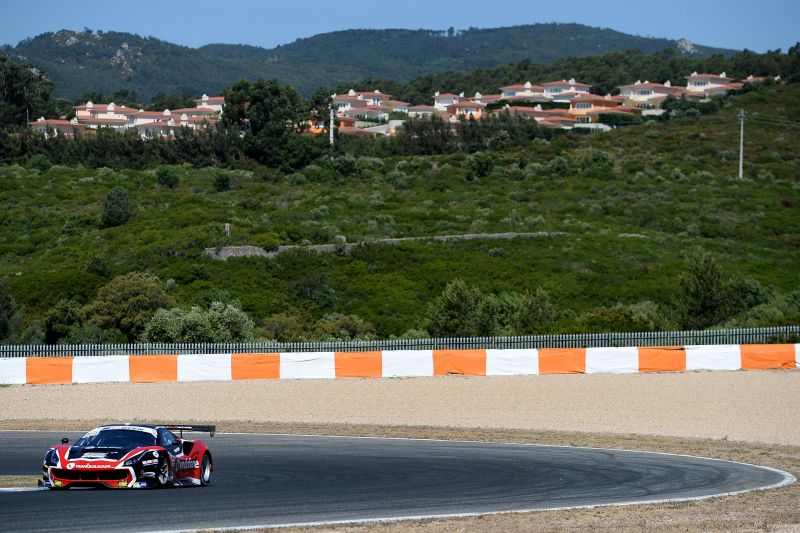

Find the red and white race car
[[42, 423, 215, 489]]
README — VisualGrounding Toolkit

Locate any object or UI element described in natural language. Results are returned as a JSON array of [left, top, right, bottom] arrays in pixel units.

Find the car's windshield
[[74, 428, 156, 450]]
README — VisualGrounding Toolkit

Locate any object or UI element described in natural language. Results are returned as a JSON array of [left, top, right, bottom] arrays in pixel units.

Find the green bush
[[213, 171, 231, 192], [140, 301, 255, 343], [155, 166, 180, 189], [26, 154, 52, 172], [101, 186, 134, 228], [84, 272, 174, 341]]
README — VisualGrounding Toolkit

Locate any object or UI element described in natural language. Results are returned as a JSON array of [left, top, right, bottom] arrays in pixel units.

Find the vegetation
[[3, 24, 734, 100], [0, 79, 798, 342]]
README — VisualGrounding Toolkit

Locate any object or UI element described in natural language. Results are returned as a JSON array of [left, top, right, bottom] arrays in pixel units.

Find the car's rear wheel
[[200, 454, 211, 486], [155, 457, 169, 488]]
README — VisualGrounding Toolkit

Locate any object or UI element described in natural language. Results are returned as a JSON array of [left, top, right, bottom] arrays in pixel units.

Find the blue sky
[[2, 0, 798, 53]]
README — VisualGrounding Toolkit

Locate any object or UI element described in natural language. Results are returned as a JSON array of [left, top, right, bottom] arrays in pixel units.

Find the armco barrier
[[0, 344, 798, 385]]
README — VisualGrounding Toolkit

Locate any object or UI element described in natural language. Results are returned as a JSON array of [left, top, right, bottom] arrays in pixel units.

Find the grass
[[1, 84, 798, 337]]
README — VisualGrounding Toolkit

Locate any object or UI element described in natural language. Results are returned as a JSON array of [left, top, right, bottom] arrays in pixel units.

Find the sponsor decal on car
[[118, 480, 128, 487], [67, 462, 114, 469], [175, 458, 199, 471], [142, 459, 158, 466]]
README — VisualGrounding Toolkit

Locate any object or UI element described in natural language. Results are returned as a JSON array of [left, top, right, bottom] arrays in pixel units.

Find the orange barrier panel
[[231, 353, 280, 380], [740, 344, 796, 370], [335, 351, 382, 378], [129, 355, 177, 383], [433, 349, 487, 376], [638, 346, 686, 373], [538, 348, 586, 374], [26, 357, 73, 385]]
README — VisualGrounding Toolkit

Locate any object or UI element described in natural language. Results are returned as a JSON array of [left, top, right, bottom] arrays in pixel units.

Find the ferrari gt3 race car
[[42, 423, 215, 489]]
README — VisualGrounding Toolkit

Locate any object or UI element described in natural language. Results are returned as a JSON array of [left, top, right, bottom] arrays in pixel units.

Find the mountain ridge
[[2, 23, 736, 100]]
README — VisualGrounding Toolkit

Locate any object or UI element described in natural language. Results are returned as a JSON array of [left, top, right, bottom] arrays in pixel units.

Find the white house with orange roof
[[499, 81, 545, 100], [28, 117, 86, 138], [684, 72, 741, 97], [617, 80, 686, 113], [433, 91, 462, 111], [567, 93, 621, 122], [407, 105, 437, 118], [447, 100, 486, 120], [194, 94, 225, 113], [469, 92, 502, 105], [542, 78, 591, 98]]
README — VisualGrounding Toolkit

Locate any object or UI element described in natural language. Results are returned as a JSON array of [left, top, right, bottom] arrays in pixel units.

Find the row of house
[[333, 71, 758, 134], [29, 71, 765, 138], [29, 94, 225, 138]]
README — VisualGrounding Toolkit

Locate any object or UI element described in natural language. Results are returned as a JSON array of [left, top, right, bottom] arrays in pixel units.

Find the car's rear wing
[[163, 424, 216, 438]]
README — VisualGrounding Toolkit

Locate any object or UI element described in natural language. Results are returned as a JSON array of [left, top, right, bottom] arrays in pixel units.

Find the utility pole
[[329, 104, 335, 149], [738, 109, 745, 179]]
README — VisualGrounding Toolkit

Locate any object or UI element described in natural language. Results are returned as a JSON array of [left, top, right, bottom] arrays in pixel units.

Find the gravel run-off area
[[2, 369, 799, 531]]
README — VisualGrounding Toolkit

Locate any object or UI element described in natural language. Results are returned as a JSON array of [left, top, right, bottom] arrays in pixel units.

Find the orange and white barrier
[[1, 344, 798, 385]]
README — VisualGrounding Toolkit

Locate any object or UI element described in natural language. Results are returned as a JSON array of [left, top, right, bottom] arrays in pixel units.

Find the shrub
[[0, 277, 16, 341], [293, 271, 337, 309], [140, 302, 255, 343], [84, 272, 174, 341], [213, 171, 231, 192], [26, 154, 52, 172], [423, 278, 500, 337], [101, 186, 134, 228], [466, 152, 494, 177], [155, 166, 180, 189], [330, 154, 359, 176], [312, 313, 376, 340], [86, 257, 110, 278]]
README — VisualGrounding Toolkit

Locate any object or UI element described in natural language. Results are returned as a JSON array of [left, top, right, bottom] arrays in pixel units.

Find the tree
[[84, 272, 174, 341], [155, 166, 179, 189], [312, 313, 376, 340], [101, 186, 134, 227], [680, 249, 727, 329], [44, 299, 84, 344], [424, 278, 499, 337], [140, 302, 255, 343], [0, 276, 16, 341], [0, 53, 57, 129]]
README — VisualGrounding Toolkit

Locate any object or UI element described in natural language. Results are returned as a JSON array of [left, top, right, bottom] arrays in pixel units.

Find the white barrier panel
[[486, 349, 538, 376], [586, 347, 639, 374], [0, 358, 27, 385], [686, 344, 741, 371], [382, 350, 434, 377], [796, 344, 800, 369], [280, 352, 336, 379], [73, 356, 130, 383], [178, 353, 232, 382]]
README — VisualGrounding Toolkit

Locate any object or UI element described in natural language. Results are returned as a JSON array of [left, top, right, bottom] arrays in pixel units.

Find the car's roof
[[96, 423, 162, 430]]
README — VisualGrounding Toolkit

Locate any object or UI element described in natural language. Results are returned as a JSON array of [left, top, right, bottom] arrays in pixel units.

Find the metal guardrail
[[0, 326, 797, 358]]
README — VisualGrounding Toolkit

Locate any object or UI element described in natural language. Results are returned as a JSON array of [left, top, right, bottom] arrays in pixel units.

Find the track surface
[[0, 431, 790, 532]]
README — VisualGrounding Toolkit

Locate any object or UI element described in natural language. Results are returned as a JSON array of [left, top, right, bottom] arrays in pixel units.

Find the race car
[[42, 423, 215, 489]]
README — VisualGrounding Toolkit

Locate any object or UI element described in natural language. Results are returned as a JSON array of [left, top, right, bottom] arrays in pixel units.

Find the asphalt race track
[[0, 431, 792, 532]]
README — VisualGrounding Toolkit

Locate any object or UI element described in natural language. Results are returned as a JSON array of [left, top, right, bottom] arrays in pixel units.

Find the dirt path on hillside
[[2, 370, 798, 445]]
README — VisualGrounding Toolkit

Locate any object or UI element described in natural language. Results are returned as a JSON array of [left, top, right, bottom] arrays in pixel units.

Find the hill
[[2, 23, 735, 100], [0, 83, 798, 343]]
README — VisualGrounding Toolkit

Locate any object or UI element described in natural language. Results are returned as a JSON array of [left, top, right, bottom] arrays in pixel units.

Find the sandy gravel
[[1, 370, 798, 445]]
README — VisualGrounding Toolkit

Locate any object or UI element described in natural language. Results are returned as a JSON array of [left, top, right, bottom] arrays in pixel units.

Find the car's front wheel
[[154, 457, 169, 488], [200, 454, 212, 486]]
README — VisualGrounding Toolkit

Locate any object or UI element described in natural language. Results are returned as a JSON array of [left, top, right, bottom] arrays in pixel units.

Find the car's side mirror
[[61, 438, 69, 444]]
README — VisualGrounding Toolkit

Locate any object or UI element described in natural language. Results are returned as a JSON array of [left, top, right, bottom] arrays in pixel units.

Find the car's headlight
[[124, 452, 143, 467], [44, 449, 59, 466]]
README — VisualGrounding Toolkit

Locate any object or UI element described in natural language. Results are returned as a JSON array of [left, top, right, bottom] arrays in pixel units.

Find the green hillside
[[1, 83, 798, 343], [2, 23, 734, 100]]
